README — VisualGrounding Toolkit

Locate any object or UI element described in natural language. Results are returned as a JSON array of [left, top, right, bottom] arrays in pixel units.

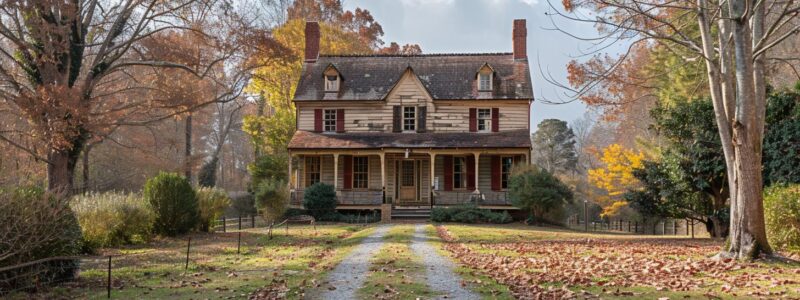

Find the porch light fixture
[[405, 148, 410, 158]]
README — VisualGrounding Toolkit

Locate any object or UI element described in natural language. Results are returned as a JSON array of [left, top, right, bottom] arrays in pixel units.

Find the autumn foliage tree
[[554, 0, 800, 258], [0, 0, 284, 194], [587, 144, 645, 217]]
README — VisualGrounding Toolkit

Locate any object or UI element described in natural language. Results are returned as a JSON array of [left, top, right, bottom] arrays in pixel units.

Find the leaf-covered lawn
[[437, 223, 800, 299], [17, 224, 375, 300]]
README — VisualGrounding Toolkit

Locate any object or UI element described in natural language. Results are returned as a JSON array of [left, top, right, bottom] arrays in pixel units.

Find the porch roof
[[287, 129, 532, 150]]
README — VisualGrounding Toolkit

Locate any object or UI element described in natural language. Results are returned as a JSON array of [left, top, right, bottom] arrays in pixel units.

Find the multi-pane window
[[325, 75, 339, 91], [453, 157, 467, 189], [305, 156, 321, 187], [323, 109, 337, 132], [403, 106, 416, 132], [353, 156, 369, 189], [477, 108, 492, 132], [501, 156, 514, 189], [479, 73, 491, 90]]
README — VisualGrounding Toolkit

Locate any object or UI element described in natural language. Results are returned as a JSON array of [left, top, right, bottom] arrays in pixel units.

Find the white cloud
[[519, 0, 539, 6]]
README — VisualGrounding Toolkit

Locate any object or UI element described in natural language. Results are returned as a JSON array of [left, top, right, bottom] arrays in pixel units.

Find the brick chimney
[[305, 21, 320, 63], [512, 19, 527, 60]]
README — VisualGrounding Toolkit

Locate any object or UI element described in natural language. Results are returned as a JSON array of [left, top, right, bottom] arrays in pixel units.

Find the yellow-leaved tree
[[587, 143, 645, 217]]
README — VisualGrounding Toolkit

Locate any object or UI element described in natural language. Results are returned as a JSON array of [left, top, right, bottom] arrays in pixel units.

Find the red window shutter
[[314, 109, 322, 132], [491, 155, 501, 191], [343, 155, 352, 189], [466, 155, 475, 191], [491, 107, 499, 132], [443, 155, 453, 191], [469, 108, 477, 132], [336, 109, 345, 132]]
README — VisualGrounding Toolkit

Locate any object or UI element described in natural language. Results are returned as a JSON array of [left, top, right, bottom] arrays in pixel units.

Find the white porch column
[[288, 152, 294, 189], [333, 153, 340, 191], [473, 152, 481, 193], [429, 152, 436, 204], [379, 152, 386, 203]]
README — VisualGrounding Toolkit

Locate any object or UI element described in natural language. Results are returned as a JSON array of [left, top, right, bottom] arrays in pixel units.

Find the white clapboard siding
[[295, 70, 530, 133]]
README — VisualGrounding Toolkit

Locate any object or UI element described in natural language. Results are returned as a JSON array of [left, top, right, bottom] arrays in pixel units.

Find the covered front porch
[[287, 148, 530, 209]]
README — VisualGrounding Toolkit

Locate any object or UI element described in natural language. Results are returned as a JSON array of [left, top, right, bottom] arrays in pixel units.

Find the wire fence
[[567, 217, 702, 237], [1, 212, 380, 298]]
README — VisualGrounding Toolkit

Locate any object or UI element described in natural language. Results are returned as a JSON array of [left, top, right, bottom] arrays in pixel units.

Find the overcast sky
[[342, 0, 620, 131]]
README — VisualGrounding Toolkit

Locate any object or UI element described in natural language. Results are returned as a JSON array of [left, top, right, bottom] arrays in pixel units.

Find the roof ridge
[[318, 52, 513, 58]]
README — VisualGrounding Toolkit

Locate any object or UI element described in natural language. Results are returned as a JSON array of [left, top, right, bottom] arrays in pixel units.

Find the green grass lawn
[[437, 223, 800, 299], [14, 224, 376, 300]]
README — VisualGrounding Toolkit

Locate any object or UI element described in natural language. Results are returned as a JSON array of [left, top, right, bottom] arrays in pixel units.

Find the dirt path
[[410, 224, 480, 300], [311, 224, 392, 299]]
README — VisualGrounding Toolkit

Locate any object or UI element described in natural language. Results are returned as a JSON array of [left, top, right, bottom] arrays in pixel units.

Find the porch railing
[[432, 191, 512, 206], [290, 189, 382, 206]]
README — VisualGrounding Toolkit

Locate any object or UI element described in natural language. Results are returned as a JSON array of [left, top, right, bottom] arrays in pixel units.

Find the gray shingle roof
[[293, 53, 534, 101], [288, 129, 532, 149]]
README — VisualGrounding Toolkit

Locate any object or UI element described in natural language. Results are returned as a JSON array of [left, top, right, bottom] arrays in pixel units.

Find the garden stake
[[107, 256, 112, 299], [185, 238, 191, 270]]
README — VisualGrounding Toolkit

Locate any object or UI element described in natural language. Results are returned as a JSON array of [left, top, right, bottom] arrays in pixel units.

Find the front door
[[398, 160, 417, 203]]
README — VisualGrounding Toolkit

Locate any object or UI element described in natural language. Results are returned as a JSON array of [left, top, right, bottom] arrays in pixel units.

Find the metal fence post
[[185, 238, 191, 270], [223, 218, 226, 233], [237, 231, 242, 254], [107, 256, 112, 299], [251, 215, 255, 228], [238, 215, 242, 230]]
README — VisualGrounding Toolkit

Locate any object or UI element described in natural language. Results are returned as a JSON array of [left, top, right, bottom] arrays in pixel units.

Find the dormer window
[[477, 64, 494, 91], [325, 75, 339, 92], [324, 64, 341, 92], [479, 73, 491, 91]]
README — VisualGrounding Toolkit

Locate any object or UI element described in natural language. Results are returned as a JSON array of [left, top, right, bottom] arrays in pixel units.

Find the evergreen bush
[[144, 172, 198, 236]]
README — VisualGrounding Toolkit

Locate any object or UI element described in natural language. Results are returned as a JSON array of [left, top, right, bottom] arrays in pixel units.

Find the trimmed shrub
[[71, 192, 154, 248], [254, 179, 290, 223], [764, 184, 800, 251], [144, 172, 198, 236], [302, 183, 337, 220], [430, 204, 513, 224], [1, 186, 83, 290], [196, 187, 231, 232]]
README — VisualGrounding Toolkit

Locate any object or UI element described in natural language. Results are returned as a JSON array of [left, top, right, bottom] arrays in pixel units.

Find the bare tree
[[0, 0, 288, 194], [550, 0, 800, 258]]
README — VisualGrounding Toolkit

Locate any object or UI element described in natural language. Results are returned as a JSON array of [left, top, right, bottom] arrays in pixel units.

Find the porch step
[[391, 208, 431, 219]]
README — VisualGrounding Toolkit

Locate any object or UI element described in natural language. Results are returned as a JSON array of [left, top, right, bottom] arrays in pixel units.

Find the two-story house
[[287, 20, 533, 218]]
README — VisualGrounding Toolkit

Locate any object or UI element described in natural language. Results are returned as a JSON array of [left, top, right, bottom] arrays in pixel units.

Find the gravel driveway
[[311, 224, 392, 299], [410, 224, 479, 300]]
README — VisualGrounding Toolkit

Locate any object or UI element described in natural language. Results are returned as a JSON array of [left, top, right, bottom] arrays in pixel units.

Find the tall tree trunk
[[81, 144, 94, 194], [184, 113, 193, 182], [47, 136, 86, 195], [724, 0, 772, 259]]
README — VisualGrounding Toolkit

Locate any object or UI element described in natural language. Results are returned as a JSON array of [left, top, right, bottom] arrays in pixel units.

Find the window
[[305, 156, 321, 187], [403, 106, 416, 132], [353, 156, 369, 189], [453, 157, 467, 189], [479, 73, 492, 91], [323, 109, 337, 132], [501, 156, 513, 189], [477, 108, 492, 132], [325, 75, 339, 91]]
